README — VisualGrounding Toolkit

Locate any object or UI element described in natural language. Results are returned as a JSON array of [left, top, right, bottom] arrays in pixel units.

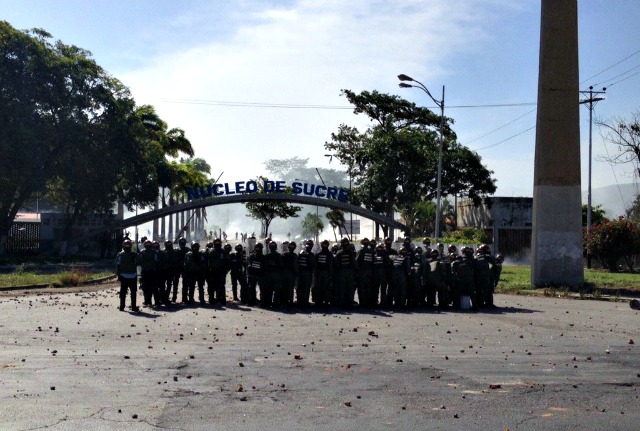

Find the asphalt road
[[0, 282, 638, 431]]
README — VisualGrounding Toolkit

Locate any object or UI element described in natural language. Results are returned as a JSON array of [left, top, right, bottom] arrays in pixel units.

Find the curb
[[0, 274, 117, 292]]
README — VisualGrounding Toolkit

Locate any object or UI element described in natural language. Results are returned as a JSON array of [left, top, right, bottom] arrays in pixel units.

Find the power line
[[161, 98, 536, 110], [473, 125, 536, 151], [464, 108, 537, 145], [606, 69, 640, 88], [593, 62, 640, 87], [580, 48, 640, 84]]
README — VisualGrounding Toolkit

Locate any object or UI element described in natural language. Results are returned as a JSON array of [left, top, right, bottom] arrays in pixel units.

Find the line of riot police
[[115, 235, 503, 312]]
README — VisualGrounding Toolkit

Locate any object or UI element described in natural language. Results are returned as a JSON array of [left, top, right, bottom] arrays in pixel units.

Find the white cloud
[[119, 0, 504, 185]]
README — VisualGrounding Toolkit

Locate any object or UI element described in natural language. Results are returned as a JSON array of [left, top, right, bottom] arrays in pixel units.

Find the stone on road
[[0, 284, 638, 430]]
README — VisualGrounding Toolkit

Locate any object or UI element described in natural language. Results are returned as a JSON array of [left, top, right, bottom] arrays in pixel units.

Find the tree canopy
[[245, 176, 302, 238], [325, 89, 496, 237], [0, 21, 195, 251]]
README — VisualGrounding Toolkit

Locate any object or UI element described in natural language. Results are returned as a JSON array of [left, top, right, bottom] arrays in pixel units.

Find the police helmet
[[288, 241, 297, 249], [305, 239, 314, 247], [496, 254, 504, 262], [235, 244, 243, 251], [254, 242, 263, 249], [122, 239, 133, 248], [164, 240, 173, 246], [178, 237, 187, 244], [448, 245, 457, 253], [191, 241, 200, 250], [430, 249, 439, 258], [321, 240, 330, 247]]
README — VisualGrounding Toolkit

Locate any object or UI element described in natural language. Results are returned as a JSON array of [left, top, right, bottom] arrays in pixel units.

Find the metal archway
[[118, 193, 407, 233]]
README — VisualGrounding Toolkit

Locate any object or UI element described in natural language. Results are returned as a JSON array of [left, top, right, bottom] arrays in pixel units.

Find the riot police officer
[[356, 238, 375, 307], [229, 244, 247, 302], [296, 240, 315, 307], [247, 243, 265, 306], [183, 241, 206, 305], [115, 239, 139, 312], [263, 241, 283, 307], [282, 241, 299, 306], [313, 240, 334, 306], [334, 237, 357, 307], [207, 238, 229, 306]]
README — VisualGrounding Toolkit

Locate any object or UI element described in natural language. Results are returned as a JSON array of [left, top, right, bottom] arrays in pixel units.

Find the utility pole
[[579, 86, 606, 269]]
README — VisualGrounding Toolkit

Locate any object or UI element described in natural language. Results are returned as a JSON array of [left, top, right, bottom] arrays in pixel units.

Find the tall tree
[[325, 89, 496, 238]]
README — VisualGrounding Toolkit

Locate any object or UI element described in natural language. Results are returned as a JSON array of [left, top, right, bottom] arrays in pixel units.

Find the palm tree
[[326, 209, 346, 242]]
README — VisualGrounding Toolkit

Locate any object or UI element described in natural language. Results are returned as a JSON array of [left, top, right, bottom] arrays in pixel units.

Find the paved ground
[[0, 282, 639, 431]]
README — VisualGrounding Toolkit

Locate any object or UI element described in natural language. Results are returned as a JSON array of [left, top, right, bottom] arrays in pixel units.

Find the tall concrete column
[[531, 0, 584, 288]]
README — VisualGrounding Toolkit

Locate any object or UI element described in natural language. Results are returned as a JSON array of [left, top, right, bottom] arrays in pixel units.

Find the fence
[[6, 221, 40, 255]]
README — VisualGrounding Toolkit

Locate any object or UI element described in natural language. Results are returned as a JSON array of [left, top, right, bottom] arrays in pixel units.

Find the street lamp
[[398, 74, 445, 243]]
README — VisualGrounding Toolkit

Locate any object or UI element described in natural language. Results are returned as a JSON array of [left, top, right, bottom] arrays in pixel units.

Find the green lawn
[[497, 265, 640, 295], [0, 268, 113, 288]]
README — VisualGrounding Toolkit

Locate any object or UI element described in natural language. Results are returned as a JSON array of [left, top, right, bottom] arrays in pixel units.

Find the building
[[457, 197, 532, 263]]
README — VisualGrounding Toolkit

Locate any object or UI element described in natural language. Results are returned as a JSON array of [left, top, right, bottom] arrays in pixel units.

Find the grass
[[496, 265, 640, 297], [0, 268, 112, 288]]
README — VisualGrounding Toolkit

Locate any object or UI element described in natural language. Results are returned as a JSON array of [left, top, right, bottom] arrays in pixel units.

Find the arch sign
[[186, 179, 349, 203]]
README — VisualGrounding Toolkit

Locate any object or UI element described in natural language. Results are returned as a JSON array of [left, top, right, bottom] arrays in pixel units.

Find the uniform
[[356, 242, 375, 307], [313, 244, 334, 306], [115, 242, 138, 311], [296, 243, 315, 306], [183, 244, 206, 304]]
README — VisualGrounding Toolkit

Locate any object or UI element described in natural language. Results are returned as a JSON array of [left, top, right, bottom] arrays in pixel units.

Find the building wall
[[457, 197, 533, 228]]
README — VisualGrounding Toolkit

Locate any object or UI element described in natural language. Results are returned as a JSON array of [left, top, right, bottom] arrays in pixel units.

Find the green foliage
[[325, 89, 496, 238], [325, 209, 346, 242], [626, 194, 640, 222], [584, 217, 640, 272], [301, 212, 324, 240], [245, 176, 302, 238], [446, 227, 490, 244], [0, 21, 194, 250], [582, 204, 607, 226]]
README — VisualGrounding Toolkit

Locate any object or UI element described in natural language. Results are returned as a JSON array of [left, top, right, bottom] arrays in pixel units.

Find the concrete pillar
[[531, 0, 584, 288]]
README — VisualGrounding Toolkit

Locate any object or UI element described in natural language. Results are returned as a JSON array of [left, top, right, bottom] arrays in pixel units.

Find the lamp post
[[398, 74, 445, 243]]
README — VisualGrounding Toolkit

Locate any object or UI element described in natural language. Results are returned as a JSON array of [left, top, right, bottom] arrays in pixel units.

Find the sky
[[3, 0, 640, 214]]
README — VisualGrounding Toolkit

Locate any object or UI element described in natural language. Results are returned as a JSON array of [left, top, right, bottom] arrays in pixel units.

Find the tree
[[263, 156, 348, 188], [301, 212, 324, 242], [326, 209, 346, 242], [0, 22, 143, 252], [0, 22, 197, 253], [245, 177, 302, 238], [584, 217, 640, 272], [325, 90, 496, 238], [582, 204, 607, 227], [626, 194, 640, 222], [597, 111, 640, 178]]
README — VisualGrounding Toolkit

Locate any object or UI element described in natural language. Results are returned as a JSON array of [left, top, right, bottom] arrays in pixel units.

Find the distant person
[[115, 239, 139, 312]]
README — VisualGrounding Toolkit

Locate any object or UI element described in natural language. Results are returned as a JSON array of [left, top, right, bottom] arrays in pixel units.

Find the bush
[[584, 217, 640, 272], [446, 227, 490, 245], [53, 269, 89, 287]]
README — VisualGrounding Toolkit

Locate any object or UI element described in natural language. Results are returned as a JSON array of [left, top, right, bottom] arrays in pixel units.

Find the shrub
[[446, 227, 490, 245], [584, 217, 640, 272]]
